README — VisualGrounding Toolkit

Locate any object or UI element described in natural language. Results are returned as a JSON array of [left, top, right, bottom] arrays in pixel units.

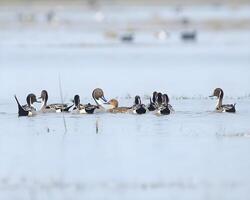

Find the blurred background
[[0, 0, 250, 103]]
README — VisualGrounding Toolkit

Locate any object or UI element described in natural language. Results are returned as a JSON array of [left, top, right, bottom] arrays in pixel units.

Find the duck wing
[[46, 103, 73, 112]]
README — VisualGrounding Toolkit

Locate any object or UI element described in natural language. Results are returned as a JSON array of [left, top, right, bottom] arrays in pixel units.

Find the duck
[[107, 99, 131, 113], [156, 94, 174, 115], [72, 95, 97, 114], [156, 92, 163, 107], [147, 91, 158, 111], [209, 88, 236, 113], [132, 96, 147, 114], [14, 93, 40, 117], [39, 90, 73, 113], [92, 88, 112, 110]]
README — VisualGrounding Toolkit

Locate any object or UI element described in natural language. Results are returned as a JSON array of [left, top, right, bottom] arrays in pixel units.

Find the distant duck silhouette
[[120, 33, 134, 43], [209, 88, 236, 113], [181, 30, 197, 41]]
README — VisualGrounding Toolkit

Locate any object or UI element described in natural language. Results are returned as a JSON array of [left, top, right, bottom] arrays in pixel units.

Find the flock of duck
[[14, 87, 236, 117]]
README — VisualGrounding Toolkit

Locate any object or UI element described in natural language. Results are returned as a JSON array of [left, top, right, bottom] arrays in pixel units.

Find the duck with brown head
[[39, 90, 73, 113], [92, 88, 113, 111], [14, 93, 40, 117], [209, 88, 236, 113], [72, 95, 97, 114], [108, 99, 132, 113]]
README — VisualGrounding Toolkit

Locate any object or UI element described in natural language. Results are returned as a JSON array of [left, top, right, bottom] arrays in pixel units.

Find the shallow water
[[1, 3, 250, 200]]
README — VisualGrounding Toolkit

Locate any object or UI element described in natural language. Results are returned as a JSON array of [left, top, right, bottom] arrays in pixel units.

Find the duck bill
[[209, 95, 214, 98], [101, 96, 107, 103]]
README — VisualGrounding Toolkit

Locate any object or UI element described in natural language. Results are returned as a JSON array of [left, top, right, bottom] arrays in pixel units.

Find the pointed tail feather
[[63, 104, 74, 112], [14, 95, 29, 116]]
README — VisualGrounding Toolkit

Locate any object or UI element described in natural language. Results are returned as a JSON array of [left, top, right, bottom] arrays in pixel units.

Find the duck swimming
[[148, 91, 158, 111], [108, 99, 131, 113], [157, 94, 174, 115], [209, 88, 236, 113], [92, 88, 112, 110], [72, 95, 97, 114], [14, 93, 40, 117], [132, 96, 147, 114], [39, 90, 73, 113]]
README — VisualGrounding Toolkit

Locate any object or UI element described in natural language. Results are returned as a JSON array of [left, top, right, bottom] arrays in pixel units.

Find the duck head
[[152, 91, 158, 103], [73, 95, 80, 108], [156, 92, 163, 105], [134, 95, 141, 105], [92, 88, 107, 105], [162, 94, 169, 104], [39, 90, 49, 104], [26, 93, 40, 107], [210, 88, 224, 99], [108, 99, 118, 109]]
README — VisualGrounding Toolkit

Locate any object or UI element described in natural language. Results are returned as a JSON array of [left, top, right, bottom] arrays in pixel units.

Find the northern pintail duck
[[72, 95, 97, 114], [14, 93, 40, 117], [156, 92, 163, 107], [132, 96, 147, 114], [157, 94, 174, 115], [39, 90, 73, 113], [148, 91, 158, 111], [92, 88, 113, 110], [108, 99, 131, 113], [209, 88, 236, 113]]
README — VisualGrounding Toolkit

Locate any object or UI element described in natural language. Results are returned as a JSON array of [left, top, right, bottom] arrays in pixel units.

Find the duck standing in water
[[132, 95, 147, 114], [72, 95, 97, 114], [209, 88, 236, 113], [148, 91, 158, 111], [14, 93, 40, 117], [39, 90, 73, 113], [92, 88, 113, 111]]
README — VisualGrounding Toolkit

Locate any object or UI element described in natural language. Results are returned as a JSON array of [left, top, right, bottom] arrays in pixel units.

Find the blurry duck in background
[[72, 95, 97, 114], [108, 99, 131, 113], [148, 91, 158, 111], [132, 95, 147, 114], [92, 88, 113, 111], [39, 90, 73, 113], [209, 88, 236, 113], [14, 93, 40, 117]]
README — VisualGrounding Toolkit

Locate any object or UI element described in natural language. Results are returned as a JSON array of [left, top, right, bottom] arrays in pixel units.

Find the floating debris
[[46, 10, 55, 23]]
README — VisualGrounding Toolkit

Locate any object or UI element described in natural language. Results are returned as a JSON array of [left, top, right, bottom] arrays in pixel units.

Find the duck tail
[[14, 95, 28, 117], [64, 104, 74, 112]]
